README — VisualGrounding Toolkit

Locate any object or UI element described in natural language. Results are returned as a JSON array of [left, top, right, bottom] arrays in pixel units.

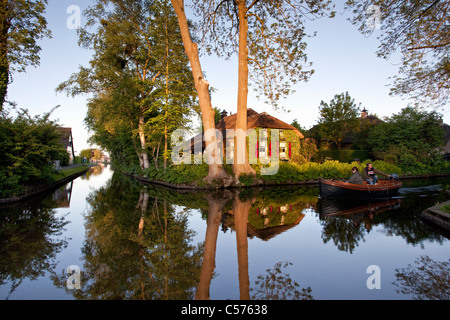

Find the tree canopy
[[316, 92, 361, 150], [58, 0, 196, 171], [192, 0, 336, 110], [346, 0, 449, 108], [0, 0, 51, 110], [367, 106, 444, 163]]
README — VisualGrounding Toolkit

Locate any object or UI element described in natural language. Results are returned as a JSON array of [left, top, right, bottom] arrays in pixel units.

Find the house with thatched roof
[[191, 108, 304, 162], [56, 127, 75, 165]]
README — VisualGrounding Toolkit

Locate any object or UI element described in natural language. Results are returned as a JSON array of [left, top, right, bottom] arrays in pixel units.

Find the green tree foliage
[[0, 107, 67, 198], [58, 0, 196, 171], [0, 0, 51, 110], [367, 106, 444, 163], [316, 92, 361, 150], [80, 148, 104, 161], [346, 0, 449, 108], [290, 118, 307, 136]]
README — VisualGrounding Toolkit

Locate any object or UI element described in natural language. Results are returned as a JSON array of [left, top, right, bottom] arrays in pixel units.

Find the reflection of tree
[[81, 164, 106, 180], [0, 197, 69, 297], [233, 191, 254, 300], [196, 190, 233, 300], [377, 196, 448, 246], [393, 256, 450, 300], [321, 215, 367, 253], [52, 173, 203, 299], [251, 261, 313, 300], [318, 192, 449, 253]]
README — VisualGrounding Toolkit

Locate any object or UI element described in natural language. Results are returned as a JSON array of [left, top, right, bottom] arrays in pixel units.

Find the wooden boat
[[319, 178, 402, 199]]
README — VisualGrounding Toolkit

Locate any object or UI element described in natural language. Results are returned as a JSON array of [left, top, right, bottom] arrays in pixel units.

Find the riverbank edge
[[122, 170, 450, 191], [0, 166, 88, 204], [421, 199, 450, 232]]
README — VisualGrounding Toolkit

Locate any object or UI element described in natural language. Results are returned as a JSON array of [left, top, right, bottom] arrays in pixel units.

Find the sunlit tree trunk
[[138, 110, 150, 170], [170, 0, 231, 186], [233, 1, 255, 180]]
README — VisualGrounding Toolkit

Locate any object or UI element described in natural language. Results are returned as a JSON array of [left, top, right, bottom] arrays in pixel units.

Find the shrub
[[399, 154, 417, 167], [314, 150, 369, 163], [0, 108, 68, 198], [383, 154, 398, 164]]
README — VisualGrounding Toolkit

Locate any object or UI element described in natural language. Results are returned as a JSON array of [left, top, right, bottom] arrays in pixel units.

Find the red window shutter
[[289, 142, 292, 158], [269, 142, 271, 156], [256, 141, 259, 158]]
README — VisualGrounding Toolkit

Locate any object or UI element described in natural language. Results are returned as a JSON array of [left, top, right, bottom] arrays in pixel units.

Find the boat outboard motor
[[389, 173, 399, 181]]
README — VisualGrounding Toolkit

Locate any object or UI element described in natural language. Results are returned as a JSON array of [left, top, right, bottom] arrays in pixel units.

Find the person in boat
[[363, 163, 391, 185], [347, 166, 364, 184]]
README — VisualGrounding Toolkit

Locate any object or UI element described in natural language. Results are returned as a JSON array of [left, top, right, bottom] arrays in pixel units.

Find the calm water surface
[[1, 165, 449, 300]]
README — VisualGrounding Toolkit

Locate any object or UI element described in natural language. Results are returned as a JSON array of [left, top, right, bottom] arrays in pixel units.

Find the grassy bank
[[441, 205, 450, 214], [52, 165, 90, 181], [120, 159, 450, 188], [0, 165, 88, 202]]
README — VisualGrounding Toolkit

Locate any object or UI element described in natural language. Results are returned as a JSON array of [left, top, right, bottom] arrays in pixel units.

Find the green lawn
[[440, 204, 450, 214], [52, 165, 88, 181]]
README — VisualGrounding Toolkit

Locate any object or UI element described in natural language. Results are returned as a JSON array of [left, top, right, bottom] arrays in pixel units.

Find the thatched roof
[[191, 108, 304, 149], [217, 108, 304, 137]]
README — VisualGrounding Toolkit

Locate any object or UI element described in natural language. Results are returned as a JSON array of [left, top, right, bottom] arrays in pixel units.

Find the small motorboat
[[319, 178, 402, 199]]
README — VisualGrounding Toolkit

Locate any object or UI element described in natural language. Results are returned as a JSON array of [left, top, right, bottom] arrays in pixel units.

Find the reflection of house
[[221, 202, 309, 241], [52, 181, 73, 208], [191, 108, 304, 161], [56, 127, 75, 165]]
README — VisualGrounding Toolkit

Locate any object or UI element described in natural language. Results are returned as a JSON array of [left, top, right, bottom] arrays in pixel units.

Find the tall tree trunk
[[233, 1, 256, 180], [170, 0, 232, 186], [164, 10, 169, 170], [138, 109, 150, 170], [0, 0, 10, 111]]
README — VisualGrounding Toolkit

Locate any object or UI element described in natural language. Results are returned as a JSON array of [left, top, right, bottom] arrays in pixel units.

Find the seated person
[[363, 163, 391, 185], [347, 166, 363, 184]]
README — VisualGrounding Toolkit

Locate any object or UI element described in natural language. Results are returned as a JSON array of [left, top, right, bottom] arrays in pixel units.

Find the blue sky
[[6, 0, 449, 155]]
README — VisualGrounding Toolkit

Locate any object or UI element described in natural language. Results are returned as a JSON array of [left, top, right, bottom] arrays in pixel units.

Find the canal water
[[0, 164, 449, 300]]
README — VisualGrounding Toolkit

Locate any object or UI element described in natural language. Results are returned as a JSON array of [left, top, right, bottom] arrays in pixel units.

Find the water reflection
[[251, 261, 313, 300], [55, 173, 449, 299], [0, 194, 69, 298], [1, 169, 449, 300], [393, 255, 450, 300], [57, 174, 203, 299]]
